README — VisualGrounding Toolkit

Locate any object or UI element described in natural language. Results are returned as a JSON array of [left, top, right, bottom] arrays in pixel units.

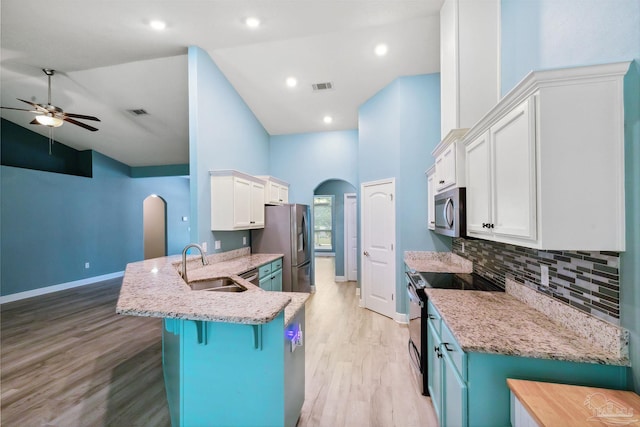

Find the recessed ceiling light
[[245, 17, 261, 28], [323, 116, 333, 124], [374, 43, 388, 56], [286, 77, 298, 88], [149, 20, 166, 31]]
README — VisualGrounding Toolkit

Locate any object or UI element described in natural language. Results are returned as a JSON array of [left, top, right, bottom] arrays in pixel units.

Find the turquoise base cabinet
[[426, 301, 628, 427], [162, 307, 305, 427], [259, 258, 283, 292]]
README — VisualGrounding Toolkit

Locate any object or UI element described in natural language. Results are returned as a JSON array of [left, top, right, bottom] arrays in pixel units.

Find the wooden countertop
[[508, 379, 640, 427]]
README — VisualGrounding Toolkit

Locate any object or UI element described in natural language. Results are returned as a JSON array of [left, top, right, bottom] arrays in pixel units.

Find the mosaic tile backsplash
[[452, 238, 620, 325]]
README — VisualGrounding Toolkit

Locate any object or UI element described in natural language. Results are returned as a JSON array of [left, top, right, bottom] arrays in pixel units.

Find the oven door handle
[[407, 285, 423, 308]]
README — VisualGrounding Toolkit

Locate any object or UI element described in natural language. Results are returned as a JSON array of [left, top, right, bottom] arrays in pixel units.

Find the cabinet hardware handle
[[482, 223, 486, 228], [250, 221, 255, 224], [443, 342, 454, 352], [363, 251, 370, 256], [428, 314, 436, 320], [490, 223, 495, 229], [439, 180, 445, 184]]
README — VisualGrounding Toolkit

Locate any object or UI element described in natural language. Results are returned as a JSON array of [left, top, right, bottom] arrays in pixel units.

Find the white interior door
[[344, 193, 358, 281], [361, 179, 396, 319]]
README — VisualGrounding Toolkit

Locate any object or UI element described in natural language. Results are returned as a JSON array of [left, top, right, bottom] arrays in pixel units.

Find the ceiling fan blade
[[1, 106, 34, 112], [64, 113, 101, 122], [63, 117, 99, 132], [17, 98, 42, 109]]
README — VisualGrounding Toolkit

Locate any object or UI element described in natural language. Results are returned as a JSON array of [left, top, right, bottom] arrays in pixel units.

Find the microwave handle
[[444, 198, 454, 228]]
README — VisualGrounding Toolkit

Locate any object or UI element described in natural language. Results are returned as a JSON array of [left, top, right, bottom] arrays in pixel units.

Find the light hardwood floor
[[1, 257, 436, 426]]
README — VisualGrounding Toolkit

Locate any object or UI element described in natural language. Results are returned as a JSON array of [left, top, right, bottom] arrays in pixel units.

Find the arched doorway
[[143, 194, 167, 259]]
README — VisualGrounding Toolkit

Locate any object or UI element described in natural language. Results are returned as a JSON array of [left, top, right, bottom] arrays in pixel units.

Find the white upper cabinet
[[463, 62, 630, 251], [210, 170, 265, 230], [257, 176, 289, 205], [465, 98, 536, 242], [432, 128, 468, 193], [440, 0, 499, 138], [426, 166, 436, 230]]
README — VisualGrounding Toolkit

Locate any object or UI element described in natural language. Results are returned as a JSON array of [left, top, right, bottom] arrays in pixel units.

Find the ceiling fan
[[1, 68, 100, 131]]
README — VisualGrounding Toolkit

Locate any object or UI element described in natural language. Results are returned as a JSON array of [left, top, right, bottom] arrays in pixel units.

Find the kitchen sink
[[189, 277, 247, 292]]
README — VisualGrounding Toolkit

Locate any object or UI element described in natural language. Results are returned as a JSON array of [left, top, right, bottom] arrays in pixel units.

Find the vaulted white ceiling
[[1, 1, 443, 167]]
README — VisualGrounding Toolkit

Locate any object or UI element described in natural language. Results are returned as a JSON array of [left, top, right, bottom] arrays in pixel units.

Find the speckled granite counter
[[425, 289, 629, 366], [116, 248, 309, 325], [404, 250, 472, 273]]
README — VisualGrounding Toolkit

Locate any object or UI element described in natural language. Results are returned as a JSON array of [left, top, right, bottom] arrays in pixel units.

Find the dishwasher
[[240, 268, 260, 286]]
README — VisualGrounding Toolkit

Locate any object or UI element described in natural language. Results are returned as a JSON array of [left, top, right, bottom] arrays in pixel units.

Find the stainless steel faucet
[[181, 243, 209, 282]]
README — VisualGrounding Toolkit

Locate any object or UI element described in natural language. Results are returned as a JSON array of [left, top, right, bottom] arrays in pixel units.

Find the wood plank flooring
[[1, 257, 436, 426]]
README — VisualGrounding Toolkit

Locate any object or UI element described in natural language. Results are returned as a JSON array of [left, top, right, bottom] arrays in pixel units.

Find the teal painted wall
[[314, 180, 357, 277], [501, 0, 640, 392], [269, 130, 359, 206], [0, 151, 190, 296], [358, 74, 450, 314], [1, 118, 92, 177], [187, 46, 270, 253]]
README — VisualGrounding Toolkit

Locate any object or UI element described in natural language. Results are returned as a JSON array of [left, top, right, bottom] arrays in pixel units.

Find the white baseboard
[[395, 312, 409, 325], [335, 275, 347, 282], [0, 271, 125, 304]]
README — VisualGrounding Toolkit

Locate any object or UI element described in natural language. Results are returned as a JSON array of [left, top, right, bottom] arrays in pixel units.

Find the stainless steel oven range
[[406, 270, 504, 396]]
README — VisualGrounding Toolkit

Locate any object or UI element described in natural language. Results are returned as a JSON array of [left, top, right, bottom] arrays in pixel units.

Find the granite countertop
[[404, 250, 472, 273], [425, 289, 629, 366], [116, 248, 309, 326]]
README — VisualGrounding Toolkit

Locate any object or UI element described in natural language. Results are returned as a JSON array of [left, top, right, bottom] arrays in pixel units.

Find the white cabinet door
[[511, 393, 540, 427], [211, 171, 266, 231], [233, 177, 252, 228], [465, 98, 537, 243], [435, 145, 455, 192], [426, 167, 436, 230], [278, 186, 289, 204], [250, 181, 265, 227], [491, 98, 536, 240], [465, 131, 491, 237], [268, 183, 280, 205]]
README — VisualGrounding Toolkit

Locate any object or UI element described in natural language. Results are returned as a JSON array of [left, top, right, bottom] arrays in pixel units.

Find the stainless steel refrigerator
[[251, 204, 313, 293]]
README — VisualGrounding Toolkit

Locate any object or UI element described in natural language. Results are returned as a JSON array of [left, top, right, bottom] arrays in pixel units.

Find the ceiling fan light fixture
[[35, 114, 64, 127]]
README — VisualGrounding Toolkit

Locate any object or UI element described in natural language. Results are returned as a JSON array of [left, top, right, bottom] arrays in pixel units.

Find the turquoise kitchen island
[[116, 248, 309, 427]]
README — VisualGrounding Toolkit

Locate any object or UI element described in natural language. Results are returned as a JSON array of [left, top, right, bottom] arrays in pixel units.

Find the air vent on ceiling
[[127, 108, 149, 116], [312, 82, 333, 91]]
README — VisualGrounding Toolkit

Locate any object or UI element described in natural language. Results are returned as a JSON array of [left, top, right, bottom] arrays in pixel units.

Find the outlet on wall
[[201, 242, 207, 252], [85, 262, 90, 269], [215, 240, 221, 250], [243, 236, 247, 245], [540, 265, 549, 286]]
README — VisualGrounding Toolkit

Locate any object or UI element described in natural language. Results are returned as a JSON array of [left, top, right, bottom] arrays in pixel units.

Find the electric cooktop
[[408, 270, 504, 292]]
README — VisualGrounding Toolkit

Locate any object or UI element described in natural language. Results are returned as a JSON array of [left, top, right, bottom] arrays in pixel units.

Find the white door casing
[[344, 193, 358, 281], [361, 179, 396, 319]]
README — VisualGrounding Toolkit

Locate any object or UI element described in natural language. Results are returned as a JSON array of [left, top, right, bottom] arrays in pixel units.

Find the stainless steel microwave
[[434, 187, 466, 237]]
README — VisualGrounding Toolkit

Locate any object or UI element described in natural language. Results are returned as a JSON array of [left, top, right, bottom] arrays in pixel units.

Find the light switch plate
[[243, 236, 247, 245], [540, 265, 549, 286], [202, 242, 207, 252], [215, 240, 221, 250]]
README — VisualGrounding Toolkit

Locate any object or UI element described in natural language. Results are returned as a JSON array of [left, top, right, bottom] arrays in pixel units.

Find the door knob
[[363, 251, 370, 256]]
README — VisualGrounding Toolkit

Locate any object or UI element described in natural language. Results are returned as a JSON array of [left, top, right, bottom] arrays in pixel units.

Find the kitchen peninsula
[[117, 247, 309, 427]]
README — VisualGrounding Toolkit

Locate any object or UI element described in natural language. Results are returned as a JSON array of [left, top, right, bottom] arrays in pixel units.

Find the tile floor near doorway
[[0, 257, 436, 427]]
